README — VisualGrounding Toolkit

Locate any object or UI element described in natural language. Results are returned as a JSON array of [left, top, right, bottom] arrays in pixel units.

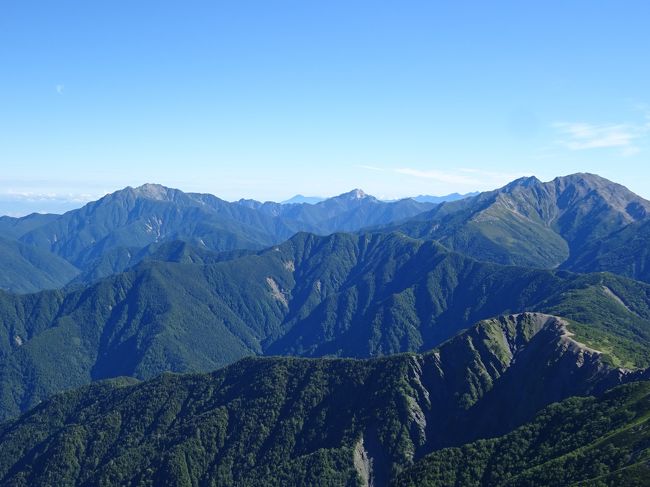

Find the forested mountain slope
[[0, 185, 435, 292], [2, 232, 650, 420], [565, 218, 650, 284], [0, 237, 79, 293], [3, 174, 649, 292], [0, 313, 647, 487]]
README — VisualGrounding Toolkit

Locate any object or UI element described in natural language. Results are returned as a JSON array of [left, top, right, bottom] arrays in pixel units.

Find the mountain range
[[1, 173, 648, 297], [278, 191, 479, 205], [0, 186, 440, 293], [2, 230, 650, 421], [1, 173, 650, 485]]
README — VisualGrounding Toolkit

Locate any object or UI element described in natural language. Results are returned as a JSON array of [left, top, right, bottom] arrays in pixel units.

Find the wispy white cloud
[[394, 167, 532, 188], [1, 190, 97, 203], [0, 190, 101, 216], [553, 120, 648, 154], [55, 84, 64, 95]]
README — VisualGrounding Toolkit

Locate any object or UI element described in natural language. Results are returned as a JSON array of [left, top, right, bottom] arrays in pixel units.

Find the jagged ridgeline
[[0, 314, 648, 486], [0, 185, 437, 292], [2, 232, 650, 421], [381, 173, 650, 280]]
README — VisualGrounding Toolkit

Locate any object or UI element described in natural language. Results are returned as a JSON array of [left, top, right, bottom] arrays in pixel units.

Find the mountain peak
[[503, 175, 541, 191], [132, 183, 172, 200], [552, 172, 618, 190], [281, 194, 325, 205], [335, 189, 371, 201]]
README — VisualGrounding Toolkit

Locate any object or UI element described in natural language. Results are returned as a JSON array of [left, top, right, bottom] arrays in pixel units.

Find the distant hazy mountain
[[411, 191, 479, 203], [15, 184, 287, 270], [385, 173, 650, 269], [0, 314, 647, 486], [0, 215, 74, 292], [0, 213, 59, 239], [276, 191, 476, 205], [281, 194, 325, 204], [2, 231, 650, 420], [234, 189, 435, 234]]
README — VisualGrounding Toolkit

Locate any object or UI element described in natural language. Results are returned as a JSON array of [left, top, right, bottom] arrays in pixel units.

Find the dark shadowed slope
[[565, 218, 650, 284], [397, 380, 650, 487]]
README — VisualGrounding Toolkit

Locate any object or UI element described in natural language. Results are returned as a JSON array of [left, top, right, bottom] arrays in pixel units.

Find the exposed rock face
[[266, 276, 289, 307], [132, 183, 172, 201], [354, 437, 372, 487]]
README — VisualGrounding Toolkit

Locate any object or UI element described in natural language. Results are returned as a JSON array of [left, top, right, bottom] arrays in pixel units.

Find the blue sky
[[1, 1, 649, 215]]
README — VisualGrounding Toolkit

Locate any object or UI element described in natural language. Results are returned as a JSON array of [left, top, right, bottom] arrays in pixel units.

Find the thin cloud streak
[[0, 191, 100, 217], [393, 167, 532, 188], [1, 191, 99, 203]]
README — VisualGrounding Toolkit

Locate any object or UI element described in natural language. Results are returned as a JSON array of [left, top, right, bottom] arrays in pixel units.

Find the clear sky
[[1, 1, 649, 215]]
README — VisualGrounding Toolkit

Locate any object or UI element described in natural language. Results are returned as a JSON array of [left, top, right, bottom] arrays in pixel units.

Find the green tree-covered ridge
[[0, 313, 647, 486]]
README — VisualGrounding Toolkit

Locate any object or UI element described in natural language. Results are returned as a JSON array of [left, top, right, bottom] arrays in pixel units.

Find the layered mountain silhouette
[[0, 186, 436, 291], [1, 173, 649, 293], [2, 231, 650, 421]]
